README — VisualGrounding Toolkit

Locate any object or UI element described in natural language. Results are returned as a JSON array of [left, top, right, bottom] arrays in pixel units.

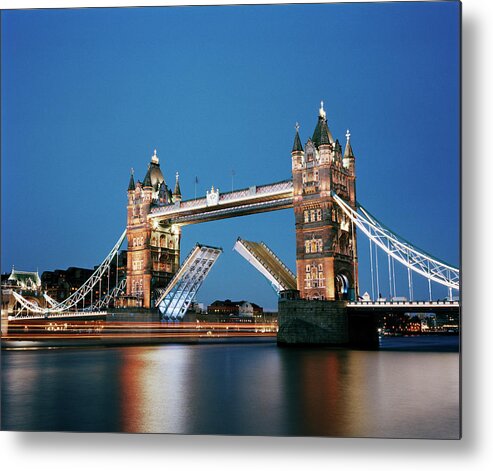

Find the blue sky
[[1, 2, 460, 309]]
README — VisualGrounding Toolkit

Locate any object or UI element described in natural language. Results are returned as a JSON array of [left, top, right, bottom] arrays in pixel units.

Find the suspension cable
[[369, 238, 375, 300], [387, 239, 393, 299], [331, 192, 459, 291], [375, 242, 380, 299]]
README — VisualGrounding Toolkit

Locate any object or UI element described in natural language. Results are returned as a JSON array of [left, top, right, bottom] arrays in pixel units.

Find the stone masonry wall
[[277, 299, 348, 346]]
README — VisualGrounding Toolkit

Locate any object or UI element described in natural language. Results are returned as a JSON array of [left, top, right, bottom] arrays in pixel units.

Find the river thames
[[1, 337, 460, 438]]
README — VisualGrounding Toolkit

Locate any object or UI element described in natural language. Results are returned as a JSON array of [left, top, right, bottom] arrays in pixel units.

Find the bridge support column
[[277, 299, 380, 349], [277, 299, 349, 346]]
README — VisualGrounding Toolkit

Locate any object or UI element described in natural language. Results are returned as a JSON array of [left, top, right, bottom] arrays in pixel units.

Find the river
[[1, 336, 460, 438]]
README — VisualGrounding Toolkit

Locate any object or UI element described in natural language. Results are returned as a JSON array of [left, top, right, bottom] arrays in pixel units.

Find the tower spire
[[173, 171, 182, 201], [143, 164, 152, 188], [292, 122, 303, 152], [128, 168, 136, 191], [344, 129, 354, 158], [312, 100, 333, 146]]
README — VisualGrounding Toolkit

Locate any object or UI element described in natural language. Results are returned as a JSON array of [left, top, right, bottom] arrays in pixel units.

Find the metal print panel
[[1, 1, 460, 438]]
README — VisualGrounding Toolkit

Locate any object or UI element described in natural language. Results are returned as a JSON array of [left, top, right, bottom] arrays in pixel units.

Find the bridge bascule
[[8, 103, 459, 321]]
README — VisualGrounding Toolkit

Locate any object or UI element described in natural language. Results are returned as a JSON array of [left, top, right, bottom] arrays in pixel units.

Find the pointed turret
[[173, 172, 182, 201], [344, 129, 355, 158], [143, 165, 152, 188], [128, 168, 136, 191], [343, 129, 356, 177], [292, 123, 303, 152], [312, 101, 334, 147], [291, 122, 305, 172]]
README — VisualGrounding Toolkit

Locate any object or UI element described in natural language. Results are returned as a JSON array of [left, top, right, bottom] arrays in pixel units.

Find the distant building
[[1, 267, 44, 316], [435, 312, 459, 331], [2, 267, 41, 291], [42, 267, 95, 302], [207, 299, 263, 318], [41, 251, 126, 306]]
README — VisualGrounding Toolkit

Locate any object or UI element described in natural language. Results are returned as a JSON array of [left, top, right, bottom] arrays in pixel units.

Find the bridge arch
[[335, 270, 354, 301]]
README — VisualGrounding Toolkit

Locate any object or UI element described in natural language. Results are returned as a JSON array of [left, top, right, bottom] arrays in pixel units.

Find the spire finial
[[295, 122, 300, 133], [131, 167, 134, 176], [319, 100, 326, 119], [176, 171, 179, 182], [151, 148, 159, 164], [346, 129, 351, 142]]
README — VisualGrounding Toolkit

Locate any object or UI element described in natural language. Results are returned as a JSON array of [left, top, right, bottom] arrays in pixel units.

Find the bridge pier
[[277, 298, 379, 349]]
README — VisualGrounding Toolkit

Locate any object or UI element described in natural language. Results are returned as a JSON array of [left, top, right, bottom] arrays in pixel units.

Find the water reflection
[[1, 341, 459, 438]]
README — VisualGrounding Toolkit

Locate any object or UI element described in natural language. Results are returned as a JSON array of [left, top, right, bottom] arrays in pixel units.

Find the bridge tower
[[292, 102, 358, 301], [125, 150, 181, 308]]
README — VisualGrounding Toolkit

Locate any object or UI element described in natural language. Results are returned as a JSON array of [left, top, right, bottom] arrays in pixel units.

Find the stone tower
[[292, 102, 358, 301], [125, 150, 181, 308]]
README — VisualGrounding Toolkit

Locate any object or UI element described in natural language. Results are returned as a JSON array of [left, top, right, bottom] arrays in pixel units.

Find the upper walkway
[[149, 180, 294, 226]]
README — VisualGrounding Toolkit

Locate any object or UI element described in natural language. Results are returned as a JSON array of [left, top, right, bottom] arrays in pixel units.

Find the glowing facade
[[126, 151, 182, 308], [292, 103, 358, 300]]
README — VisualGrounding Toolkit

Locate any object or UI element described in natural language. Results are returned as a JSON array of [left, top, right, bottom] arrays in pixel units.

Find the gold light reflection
[[119, 346, 193, 433]]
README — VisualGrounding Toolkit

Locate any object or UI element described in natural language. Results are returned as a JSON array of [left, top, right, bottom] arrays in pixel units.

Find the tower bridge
[[125, 101, 362, 309], [8, 102, 460, 348]]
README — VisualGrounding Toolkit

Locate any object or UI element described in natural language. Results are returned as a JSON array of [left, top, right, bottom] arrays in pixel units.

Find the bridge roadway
[[347, 300, 460, 314], [149, 179, 294, 226]]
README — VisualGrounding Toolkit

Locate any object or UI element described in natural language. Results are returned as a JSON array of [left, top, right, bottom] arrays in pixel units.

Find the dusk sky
[[1, 2, 460, 310]]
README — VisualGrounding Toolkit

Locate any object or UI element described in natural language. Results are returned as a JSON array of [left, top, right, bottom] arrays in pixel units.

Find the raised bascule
[[7, 102, 459, 346]]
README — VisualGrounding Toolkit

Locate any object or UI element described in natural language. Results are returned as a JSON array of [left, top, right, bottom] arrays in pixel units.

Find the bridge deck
[[347, 300, 460, 314]]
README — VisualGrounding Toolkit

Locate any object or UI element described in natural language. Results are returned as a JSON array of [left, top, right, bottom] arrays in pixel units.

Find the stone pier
[[277, 299, 379, 349]]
